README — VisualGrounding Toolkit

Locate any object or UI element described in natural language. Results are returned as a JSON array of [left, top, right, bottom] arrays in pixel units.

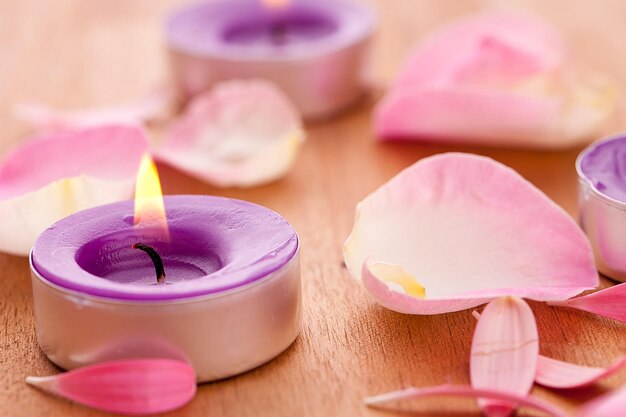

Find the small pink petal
[[536, 355, 626, 389], [15, 87, 173, 132], [470, 297, 539, 417], [154, 79, 305, 188], [548, 283, 626, 323], [344, 153, 598, 314], [377, 11, 616, 148], [472, 310, 626, 390], [26, 359, 196, 415], [577, 385, 626, 417], [364, 384, 567, 417], [0, 125, 148, 255]]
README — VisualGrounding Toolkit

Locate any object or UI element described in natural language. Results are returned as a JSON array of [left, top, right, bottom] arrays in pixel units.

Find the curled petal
[[0, 125, 148, 256], [577, 385, 626, 417], [15, 88, 173, 132], [470, 297, 539, 417], [26, 359, 196, 415], [536, 355, 626, 389], [548, 283, 626, 323], [364, 384, 566, 417], [154, 80, 305, 188], [344, 153, 598, 314], [376, 11, 617, 148]]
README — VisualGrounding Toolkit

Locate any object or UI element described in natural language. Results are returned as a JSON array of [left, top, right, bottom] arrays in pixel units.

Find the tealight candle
[[577, 133, 626, 282], [165, 0, 376, 119], [30, 192, 301, 382]]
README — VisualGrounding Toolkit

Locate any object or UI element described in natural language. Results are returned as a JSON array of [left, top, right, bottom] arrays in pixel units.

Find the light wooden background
[[1, 1, 625, 416]]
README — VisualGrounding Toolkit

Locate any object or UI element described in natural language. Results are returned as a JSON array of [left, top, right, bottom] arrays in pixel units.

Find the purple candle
[[165, 0, 376, 119], [30, 195, 301, 382], [577, 134, 626, 282]]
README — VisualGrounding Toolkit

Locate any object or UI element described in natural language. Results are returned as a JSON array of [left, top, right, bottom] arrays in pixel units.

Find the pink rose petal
[[26, 359, 196, 415], [344, 153, 598, 315], [0, 124, 148, 256], [536, 355, 626, 389], [470, 297, 539, 417], [472, 311, 626, 389], [154, 80, 305, 188], [364, 384, 567, 417], [548, 283, 626, 323], [393, 12, 564, 89], [376, 11, 616, 148], [14, 87, 173, 132], [375, 86, 565, 148], [577, 385, 626, 417]]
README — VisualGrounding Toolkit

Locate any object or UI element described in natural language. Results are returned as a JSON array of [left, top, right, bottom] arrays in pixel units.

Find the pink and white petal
[[0, 125, 148, 256], [379, 11, 616, 148], [535, 355, 626, 389], [470, 297, 539, 417], [26, 359, 196, 415], [365, 384, 567, 417], [14, 87, 173, 132], [375, 86, 562, 148], [154, 79, 305, 188], [577, 385, 626, 417], [549, 283, 626, 323], [343, 153, 598, 315], [393, 12, 565, 89], [375, 83, 614, 149], [471, 311, 625, 389]]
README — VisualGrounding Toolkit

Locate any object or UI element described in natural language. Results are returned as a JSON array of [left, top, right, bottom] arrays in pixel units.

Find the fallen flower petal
[[364, 384, 566, 417], [375, 11, 616, 148], [577, 385, 626, 417], [471, 310, 626, 390], [15, 87, 173, 132], [392, 12, 564, 90], [536, 355, 626, 389], [0, 125, 148, 256], [470, 297, 539, 417], [26, 359, 196, 415], [154, 79, 305, 188], [344, 153, 598, 314], [548, 283, 626, 323]]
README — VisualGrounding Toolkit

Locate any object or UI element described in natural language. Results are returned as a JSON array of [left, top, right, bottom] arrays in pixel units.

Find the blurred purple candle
[[578, 134, 626, 282], [165, 0, 376, 119]]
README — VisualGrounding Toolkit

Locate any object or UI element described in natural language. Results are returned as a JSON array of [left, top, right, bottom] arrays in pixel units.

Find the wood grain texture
[[1, 1, 625, 416]]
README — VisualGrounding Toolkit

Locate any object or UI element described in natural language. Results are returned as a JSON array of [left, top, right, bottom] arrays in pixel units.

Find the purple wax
[[578, 135, 626, 202], [31, 195, 298, 300], [165, 0, 374, 60]]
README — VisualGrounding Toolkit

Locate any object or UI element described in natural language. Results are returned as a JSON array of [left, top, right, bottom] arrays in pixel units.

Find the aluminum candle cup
[[165, 0, 376, 119], [30, 195, 301, 382], [577, 134, 626, 282]]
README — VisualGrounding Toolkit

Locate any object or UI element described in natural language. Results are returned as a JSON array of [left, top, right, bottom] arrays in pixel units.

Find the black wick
[[270, 21, 287, 45], [132, 243, 166, 284]]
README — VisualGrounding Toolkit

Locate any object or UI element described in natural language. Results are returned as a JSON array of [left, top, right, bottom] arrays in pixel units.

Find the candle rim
[[164, 0, 376, 62], [31, 195, 299, 300], [30, 251, 299, 305], [577, 133, 626, 209]]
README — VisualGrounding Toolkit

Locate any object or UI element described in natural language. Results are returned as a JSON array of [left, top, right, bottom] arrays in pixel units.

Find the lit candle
[[30, 157, 301, 382], [577, 134, 626, 282], [165, 0, 376, 119]]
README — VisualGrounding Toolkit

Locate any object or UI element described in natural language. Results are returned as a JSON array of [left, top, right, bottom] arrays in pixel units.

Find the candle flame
[[261, 0, 290, 9], [134, 154, 169, 240]]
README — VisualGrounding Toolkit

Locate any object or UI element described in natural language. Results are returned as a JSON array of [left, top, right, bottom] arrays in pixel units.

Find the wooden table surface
[[1, 1, 625, 416]]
